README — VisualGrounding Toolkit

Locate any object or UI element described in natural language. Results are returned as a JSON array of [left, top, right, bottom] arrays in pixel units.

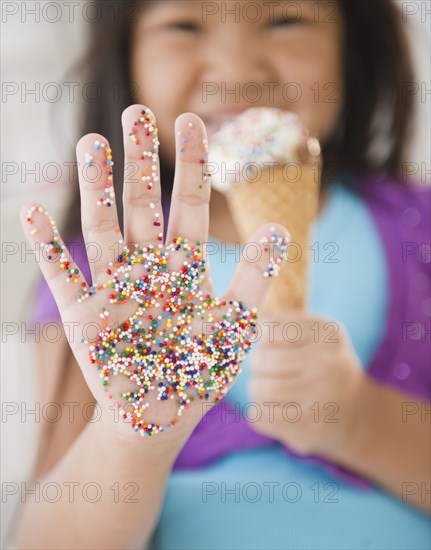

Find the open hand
[[21, 105, 289, 441]]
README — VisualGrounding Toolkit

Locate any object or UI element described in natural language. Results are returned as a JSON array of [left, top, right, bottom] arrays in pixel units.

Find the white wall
[[1, 5, 88, 545]]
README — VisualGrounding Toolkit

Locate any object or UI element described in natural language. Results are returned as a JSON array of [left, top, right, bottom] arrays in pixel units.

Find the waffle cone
[[226, 165, 320, 311]]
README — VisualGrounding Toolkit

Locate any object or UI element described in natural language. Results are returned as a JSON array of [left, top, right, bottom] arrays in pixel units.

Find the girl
[[16, 1, 430, 548]]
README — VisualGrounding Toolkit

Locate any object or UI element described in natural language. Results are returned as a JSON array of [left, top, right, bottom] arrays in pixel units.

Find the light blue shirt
[[150, 184, 430, 549]]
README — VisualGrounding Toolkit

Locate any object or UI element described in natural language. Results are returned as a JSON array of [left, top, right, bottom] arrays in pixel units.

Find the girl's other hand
[[249, 311, 364, 458]]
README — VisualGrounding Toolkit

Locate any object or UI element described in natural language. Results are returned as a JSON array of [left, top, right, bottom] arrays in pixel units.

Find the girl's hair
[[63, 0, 415, 238]]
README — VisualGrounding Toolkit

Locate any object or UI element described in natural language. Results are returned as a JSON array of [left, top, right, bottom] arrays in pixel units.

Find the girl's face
[[132, 0, 344, 164]]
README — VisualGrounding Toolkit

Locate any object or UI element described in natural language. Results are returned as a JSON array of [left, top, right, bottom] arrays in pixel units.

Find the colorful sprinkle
[[177, 124, 209, 187], [75, 235, 259, 436], [129, 109, 160, 191], [85, 140, 115, 207], [26, 209, 286, 437], [262, 227, 290, 277], [26, 206, 86, 286]]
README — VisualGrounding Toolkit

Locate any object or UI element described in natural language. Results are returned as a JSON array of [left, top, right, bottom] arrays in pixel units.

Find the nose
[[203, 29, 273, 95]]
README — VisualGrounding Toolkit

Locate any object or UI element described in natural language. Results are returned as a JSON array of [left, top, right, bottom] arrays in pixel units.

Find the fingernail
[[176, 114, 210, 188], [26, 205, 59, 246], [26, 205, 84, 284], [81, 139, 114, 207], [129, 107, 159, 149], [127, 108, 160, 191], [261, 226, 291, 278]]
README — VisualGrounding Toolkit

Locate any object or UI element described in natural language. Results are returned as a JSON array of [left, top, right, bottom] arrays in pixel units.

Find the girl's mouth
[[201, 112, 246, 138]]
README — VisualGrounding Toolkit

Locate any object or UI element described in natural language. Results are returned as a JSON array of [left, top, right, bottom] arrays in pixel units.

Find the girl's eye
[[167, 21, 201, 33], [269, 17, 300, 28]]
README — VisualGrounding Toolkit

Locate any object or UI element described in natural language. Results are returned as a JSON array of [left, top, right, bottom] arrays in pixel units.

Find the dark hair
[[62, 0, 173, 238], [62, 0, 414, 239], [325, 0, 414, 180]]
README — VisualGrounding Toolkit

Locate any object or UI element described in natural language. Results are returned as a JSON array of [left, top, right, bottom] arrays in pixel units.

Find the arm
[[30, 334, 96, 480], [18, 105, 287, 548], [16, 415, 191, 550], [249, 313, 431, 513], [16, 336, 195, 550], [335, 376, 430, 513]]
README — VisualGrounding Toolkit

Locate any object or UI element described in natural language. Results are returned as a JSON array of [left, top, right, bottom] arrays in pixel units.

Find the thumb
[[223, 223, 290, 311]]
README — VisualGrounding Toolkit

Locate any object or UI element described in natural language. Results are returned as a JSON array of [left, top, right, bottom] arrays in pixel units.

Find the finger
[[223, 223, 290, 311], [20, 203, 89, 315], [76, 133, 122, 283], [250, 348, 306, 379], [248, 377, 308, 403], [122, 105, 163, 247], [259, 311, 339, 346], [165, 113, 211, 246]]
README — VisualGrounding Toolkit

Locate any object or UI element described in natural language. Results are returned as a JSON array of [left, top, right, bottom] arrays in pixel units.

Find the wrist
[[327, 373, 376, 468], [318, 369, 368, 464], [87, 403, 197, 469]]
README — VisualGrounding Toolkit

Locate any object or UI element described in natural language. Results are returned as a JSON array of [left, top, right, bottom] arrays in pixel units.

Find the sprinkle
[[26, 206, 85, 286], [129, 109, 160, 191], [208, 107, 317, 192], [89, 140, 115, 208], [261, 228, 291, 278], [76, 233, 262, 436], [27, 208, 282, 437], [84, 152, 94, 167], [177, 122, 209, 186]]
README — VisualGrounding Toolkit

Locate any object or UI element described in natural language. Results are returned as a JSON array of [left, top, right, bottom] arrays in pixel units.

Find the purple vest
[[33, 177, 431, 487]]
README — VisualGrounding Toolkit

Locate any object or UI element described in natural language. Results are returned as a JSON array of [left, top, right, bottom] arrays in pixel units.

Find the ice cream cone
[[209, 107, 321, 311], [226, 160, 320, 311]]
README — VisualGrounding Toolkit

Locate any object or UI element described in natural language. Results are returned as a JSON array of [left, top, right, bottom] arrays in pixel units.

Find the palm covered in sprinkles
[[81, 235, 258, 436], [23, 105, 289, 438]]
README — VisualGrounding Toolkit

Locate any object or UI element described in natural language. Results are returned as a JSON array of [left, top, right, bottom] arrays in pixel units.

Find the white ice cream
[[208, 107, 308, 193]]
